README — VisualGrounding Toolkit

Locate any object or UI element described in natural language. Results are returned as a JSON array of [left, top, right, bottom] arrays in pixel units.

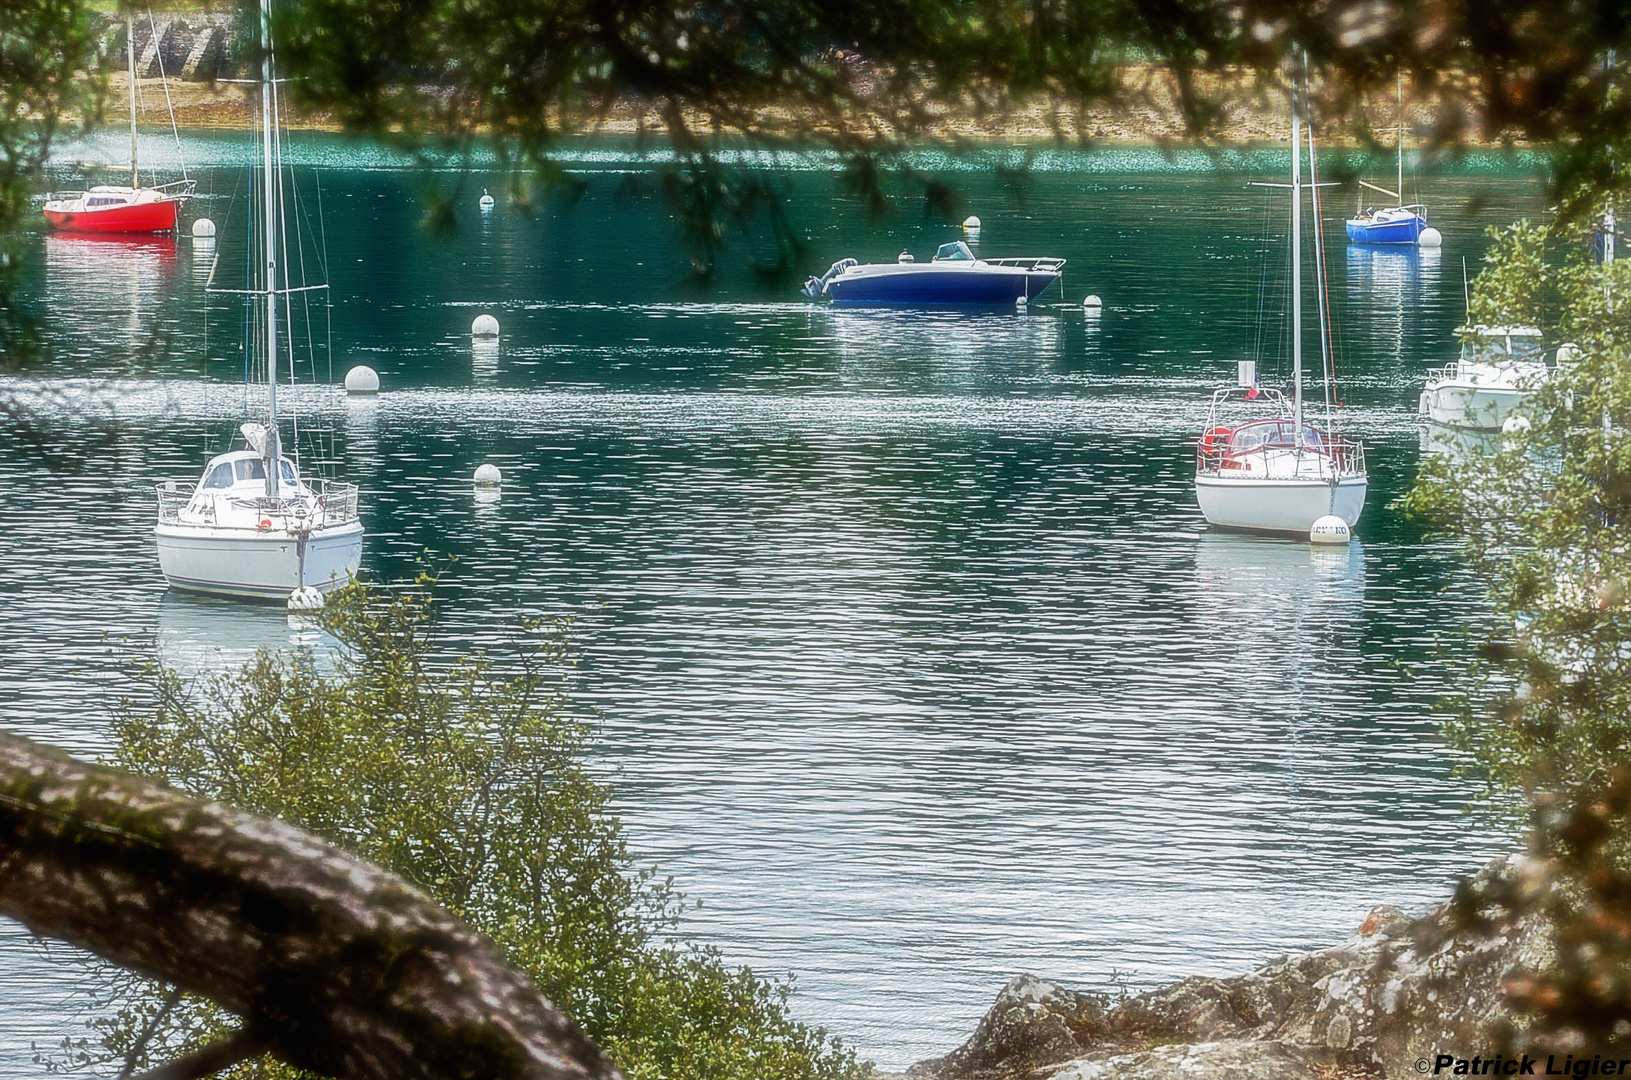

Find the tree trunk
[[0, 730, 619, 1080]]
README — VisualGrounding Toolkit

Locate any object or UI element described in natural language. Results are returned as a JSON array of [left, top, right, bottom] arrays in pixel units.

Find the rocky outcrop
[[909, 859, 1550, 1080]]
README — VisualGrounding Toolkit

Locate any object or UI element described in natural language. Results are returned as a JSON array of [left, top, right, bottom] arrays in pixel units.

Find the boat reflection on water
[[1343, 243, 1443, 366], [817, 306, 1064, 385], [44, 231, 177, 299], [43, 232, 179, 370], [1190, 532, 1366, 692], [1419, 421, 1507, 461], [1345, 243, 1442, 293], [155, 592, 340, 686], [44, 230, 177, 276]]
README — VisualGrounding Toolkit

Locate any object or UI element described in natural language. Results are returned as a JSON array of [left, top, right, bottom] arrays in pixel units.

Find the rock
[[927, 975, 1109, 1079], [910, 856, 1551, 1080], [1047, 1039, 1367, 1080]]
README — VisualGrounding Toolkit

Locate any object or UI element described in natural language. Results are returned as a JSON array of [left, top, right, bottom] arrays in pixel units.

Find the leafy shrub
[[106, 576, 868, 1080]]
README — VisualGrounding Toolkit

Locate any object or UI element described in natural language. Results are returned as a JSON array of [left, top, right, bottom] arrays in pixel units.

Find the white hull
[[156, 520, 363, 600], [1419, 383, 1532, 430], [1196, 475, 1368, 535]]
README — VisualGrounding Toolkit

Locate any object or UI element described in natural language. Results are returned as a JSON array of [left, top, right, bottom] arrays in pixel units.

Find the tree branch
[[131, 1026, 266, 1080], [0, 730, 619, 1080]]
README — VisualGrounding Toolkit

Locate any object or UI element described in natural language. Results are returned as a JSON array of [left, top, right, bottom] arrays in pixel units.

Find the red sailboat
[[43, 13, 194, 235]]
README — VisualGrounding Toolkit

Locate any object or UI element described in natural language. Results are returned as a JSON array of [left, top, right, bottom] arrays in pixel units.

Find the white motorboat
[[1194, 64, 1368, 538], [1418, 325, 1568, 430], [154, 0, 362, 601], [803, 241, 1065, 306]]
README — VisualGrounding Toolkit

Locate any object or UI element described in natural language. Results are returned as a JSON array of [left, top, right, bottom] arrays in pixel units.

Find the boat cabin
[[83, 187, 141, 208], [1457, 325, 1544, 360], [933, 241, 977, 262], [195, 450, 310, 498], [1215, 418, 1325, 454], [1353, 204, 1426, 224]]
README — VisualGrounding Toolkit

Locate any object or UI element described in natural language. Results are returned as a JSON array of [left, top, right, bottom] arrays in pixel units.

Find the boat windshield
[[201, 462, 235, 490], [934, 241, 976, 262], [198, 456, 298, 491], [1461, 325, 1544, 360], [1228, 421, 1323, 451]]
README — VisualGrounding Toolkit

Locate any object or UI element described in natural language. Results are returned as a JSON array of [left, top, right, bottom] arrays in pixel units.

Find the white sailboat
[[1195, 67, 1368, 538], [154, 0, 362, 602]]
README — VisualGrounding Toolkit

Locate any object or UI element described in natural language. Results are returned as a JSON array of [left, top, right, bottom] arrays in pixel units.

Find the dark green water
[[0, 131, 1551, 1069]]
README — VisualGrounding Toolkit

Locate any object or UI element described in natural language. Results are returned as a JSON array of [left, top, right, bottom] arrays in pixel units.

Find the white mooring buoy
[[472, 313, 500, 338], [1309, 515, 1351, 545], [287, 586, 325, 612], [962, 215, 981, 232], [344, 365, 380, 395], [474, 462, 503, 487], [191, 217, 216, 238], [1417, 227, 1443, 249], [1082, 294, 1103, 309], [1015, 294, 1028, 311], [479, 188, 495, 211]]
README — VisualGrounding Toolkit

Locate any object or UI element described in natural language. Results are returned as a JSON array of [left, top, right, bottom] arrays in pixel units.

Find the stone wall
[[92, 13, 237, 82]]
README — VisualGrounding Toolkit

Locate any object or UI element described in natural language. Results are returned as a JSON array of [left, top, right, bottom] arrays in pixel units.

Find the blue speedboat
[[1345, 204, 1428, 245], [802, 241, 1065, 306]]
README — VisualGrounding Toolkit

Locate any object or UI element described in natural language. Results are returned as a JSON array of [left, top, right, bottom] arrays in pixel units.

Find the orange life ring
[[258, 518, 273, 532], [1199, 426, 1232, 452]]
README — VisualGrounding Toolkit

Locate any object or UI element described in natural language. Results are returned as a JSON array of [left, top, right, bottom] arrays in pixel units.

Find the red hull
[[44, 198, 178, 234]]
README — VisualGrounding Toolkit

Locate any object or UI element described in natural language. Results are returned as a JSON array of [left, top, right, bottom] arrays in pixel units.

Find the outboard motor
[[802, 258, 858, 298]]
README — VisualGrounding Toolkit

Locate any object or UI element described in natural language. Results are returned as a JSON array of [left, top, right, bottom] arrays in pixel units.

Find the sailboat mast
[[259, 0, 280, 498], [1291, 62, 1303, 433], [127, 14, 138, 189], [1396, 74, 1405, 210], [1308, 120, 1334, 430], [1607, 52, 1617, 272]]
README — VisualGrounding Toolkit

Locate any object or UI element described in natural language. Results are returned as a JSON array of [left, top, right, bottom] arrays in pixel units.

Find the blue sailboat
[[1346, 78, 1440, 247]]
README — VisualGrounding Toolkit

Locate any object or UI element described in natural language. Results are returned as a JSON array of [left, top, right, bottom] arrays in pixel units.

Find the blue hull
[[827, 268, 1059, 306], [1345, 216, 1425, 245]]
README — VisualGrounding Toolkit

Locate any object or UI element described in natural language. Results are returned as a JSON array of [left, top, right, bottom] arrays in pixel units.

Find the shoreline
[[99, 72, 1535, 154]]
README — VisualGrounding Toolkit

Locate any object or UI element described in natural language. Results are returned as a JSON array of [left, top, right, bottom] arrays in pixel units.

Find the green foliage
[[1403, 217, 1631, 794], [1404, 214, 1631, 1057], [109, 577, 869, 1080], [0, 0, 98, 364]]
